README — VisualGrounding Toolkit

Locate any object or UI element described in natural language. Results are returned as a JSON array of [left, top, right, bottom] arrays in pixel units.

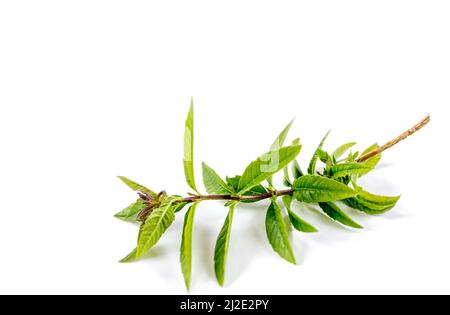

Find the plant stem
[[181, 189, 294, 204], [357, 115, 431, 163], [179, 115, 430, 205]]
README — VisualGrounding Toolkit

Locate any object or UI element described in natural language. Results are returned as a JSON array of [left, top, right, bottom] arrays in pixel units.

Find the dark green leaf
[[202, 162, 234, 195], [184, 99, 199, 193], [318, 202, 363, 229], [136, 197, 177, 258], [180, 202, 198, 290], [117, 176, 157, 197], [114, 199, 147, 222], [282, 195, 318, 233], [238, 145, 302, 194], [266, 199, 296, 264], [174, 201, 189, 213], [225, 176, 241, 191], [214, 202, 238, 286], [292, 160, 303, 179], [227, 175, 267, 203], [293, 175, 356, 203], [308, 130, 331, 175]]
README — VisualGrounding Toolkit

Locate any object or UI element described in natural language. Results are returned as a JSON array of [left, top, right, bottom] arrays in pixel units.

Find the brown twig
[[357, 115, 431, 163], [180, 189, 293, 204]]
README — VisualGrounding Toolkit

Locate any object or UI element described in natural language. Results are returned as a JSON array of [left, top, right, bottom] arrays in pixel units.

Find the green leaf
[[317, 149, 332, 165], [358, 144, 382, 176], [214, 202, 238, 286], [180, 202, 198, 290], [291, 138, 301, 146], [202, 162, 234, 195], [114, 199, 147, 222], [225, 176, 240, 190], [358, 188, 400, 206], [292, 160, 303, 179], [119, 248, 137, 263], [174, 201, 189, 213], [308, 130, 331, 175], [283, 167, 292, 187], [318, 202, 363, 229], [332, 142, 357, 160], [282, 196, 318, 233], [360, 143, 378, 157], [271, 118, 295, 151], [184, 99, 198, 193], [293, 175, 357, 203], [136, 197, 177, 258], [266, 199, 296, 264], [329, 163, 373, 179], [226, 176, 267, 203], [268, 119, 295, 186], [238, 145, 302, 194], [344, 188, 400, 215], [117, 176, 157, 197], [223, 201, 234, 207]]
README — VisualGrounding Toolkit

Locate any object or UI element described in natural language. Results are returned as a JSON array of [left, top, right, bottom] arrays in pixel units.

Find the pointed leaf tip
[[214, 203, 238, 286], [183, 102, 199, 193], [265, 199, 296, 264]]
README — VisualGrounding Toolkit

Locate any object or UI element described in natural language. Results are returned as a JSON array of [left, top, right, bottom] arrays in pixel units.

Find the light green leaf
[[358, 143, 382, 176], [180, 202, 198, 290], [117, 176, 157, 197], [344, 188, 400, 215], [291, 138, 301, 146], [266, 199, 296, 264], [360, 143, 378, 157], [184, 99, 198, 193], [293, 175, 356, 203], [358, 188, 400, 206], [238, 145, 302, 194], [202, 162, 234, 195], [282, 196, 318, 233], [136, 198, 177, 258], [268, 119, 295, 186], [271, 118, 295, 151], [329, 163, 373, 179], [214, 202, 238, 286], [332, 142, 357, 160], [119, 248, 137, 263], [308, 130, 331, 175], [318, 202, 363, 229], [114, 199, 147, 222]]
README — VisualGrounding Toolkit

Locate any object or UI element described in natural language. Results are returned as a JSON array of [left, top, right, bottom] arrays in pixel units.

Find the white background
[[0, 1, 449, 295]]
